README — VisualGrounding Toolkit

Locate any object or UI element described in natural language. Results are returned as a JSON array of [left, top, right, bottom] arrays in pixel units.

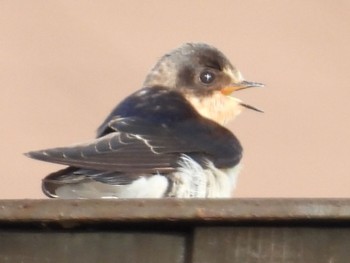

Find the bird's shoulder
[[97, 86, 199, 137]]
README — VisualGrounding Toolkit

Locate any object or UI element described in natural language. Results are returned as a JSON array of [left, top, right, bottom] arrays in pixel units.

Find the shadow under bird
[[26, 43, 263, 198]]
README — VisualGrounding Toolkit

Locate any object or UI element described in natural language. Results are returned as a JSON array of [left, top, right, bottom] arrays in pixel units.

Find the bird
[[25, 43, 263, 199]]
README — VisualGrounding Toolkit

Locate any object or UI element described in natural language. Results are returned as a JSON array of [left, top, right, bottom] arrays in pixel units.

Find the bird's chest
[[185, 92, 242, 125]]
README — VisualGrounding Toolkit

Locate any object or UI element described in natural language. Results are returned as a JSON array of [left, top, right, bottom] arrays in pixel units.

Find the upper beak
[[221, 80, 264, 94], [220, 80, 264, 113], [239, 80, 265, 89]]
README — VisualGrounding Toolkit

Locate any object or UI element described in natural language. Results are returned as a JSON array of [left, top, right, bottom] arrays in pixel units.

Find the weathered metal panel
[[0, 231, 187, 263], [191, 227, 350, 263]]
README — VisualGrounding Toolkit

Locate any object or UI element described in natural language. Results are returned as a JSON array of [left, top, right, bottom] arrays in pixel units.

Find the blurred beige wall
[[1, 1, 350, 198]]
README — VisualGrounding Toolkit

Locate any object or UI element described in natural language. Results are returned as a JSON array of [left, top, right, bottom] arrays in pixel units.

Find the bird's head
[[143, 43, 263, 124]]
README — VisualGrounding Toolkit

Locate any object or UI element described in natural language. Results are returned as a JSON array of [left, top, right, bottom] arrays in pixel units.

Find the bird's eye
[[199, 71, 215, 84]]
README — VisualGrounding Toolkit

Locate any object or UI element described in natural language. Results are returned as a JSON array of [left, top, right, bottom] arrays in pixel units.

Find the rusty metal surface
[[0, 199, 350, 225]]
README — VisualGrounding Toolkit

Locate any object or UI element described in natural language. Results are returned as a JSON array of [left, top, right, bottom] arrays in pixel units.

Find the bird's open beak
[[220, 80, 264, 113]]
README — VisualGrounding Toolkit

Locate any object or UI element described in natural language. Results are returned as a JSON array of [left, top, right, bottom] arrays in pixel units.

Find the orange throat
[[185, 91, 242, 125]]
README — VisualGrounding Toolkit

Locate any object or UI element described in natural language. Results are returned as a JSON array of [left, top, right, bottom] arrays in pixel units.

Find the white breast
[[168, 155, 241, 198]]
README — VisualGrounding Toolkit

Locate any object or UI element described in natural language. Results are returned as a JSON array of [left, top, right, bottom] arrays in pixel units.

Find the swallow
[[26, 43, 263, 198]]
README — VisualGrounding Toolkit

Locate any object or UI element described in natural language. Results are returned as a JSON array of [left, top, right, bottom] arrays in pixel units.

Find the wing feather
[[26, 115, 241, 174]]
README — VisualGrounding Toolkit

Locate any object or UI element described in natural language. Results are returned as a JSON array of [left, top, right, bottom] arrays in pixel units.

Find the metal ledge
[[0, 199, 350, 225]]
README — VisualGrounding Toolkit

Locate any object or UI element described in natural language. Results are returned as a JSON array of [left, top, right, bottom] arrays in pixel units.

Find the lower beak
[[220, 80, 264, 113], [240, 102, 264, 113]]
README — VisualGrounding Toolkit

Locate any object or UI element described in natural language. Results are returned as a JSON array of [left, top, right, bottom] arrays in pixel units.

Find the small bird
[[26, 43, 263, 198]]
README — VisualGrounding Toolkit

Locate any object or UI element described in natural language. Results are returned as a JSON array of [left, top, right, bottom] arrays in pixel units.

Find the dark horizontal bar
[[0, 199, 350, 226]]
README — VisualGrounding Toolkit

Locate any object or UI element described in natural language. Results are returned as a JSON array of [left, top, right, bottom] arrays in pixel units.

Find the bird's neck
[[185, 91, 242, 125]]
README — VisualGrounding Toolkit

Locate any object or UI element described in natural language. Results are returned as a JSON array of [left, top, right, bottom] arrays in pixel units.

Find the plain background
[[1, 1, 349, 198]]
